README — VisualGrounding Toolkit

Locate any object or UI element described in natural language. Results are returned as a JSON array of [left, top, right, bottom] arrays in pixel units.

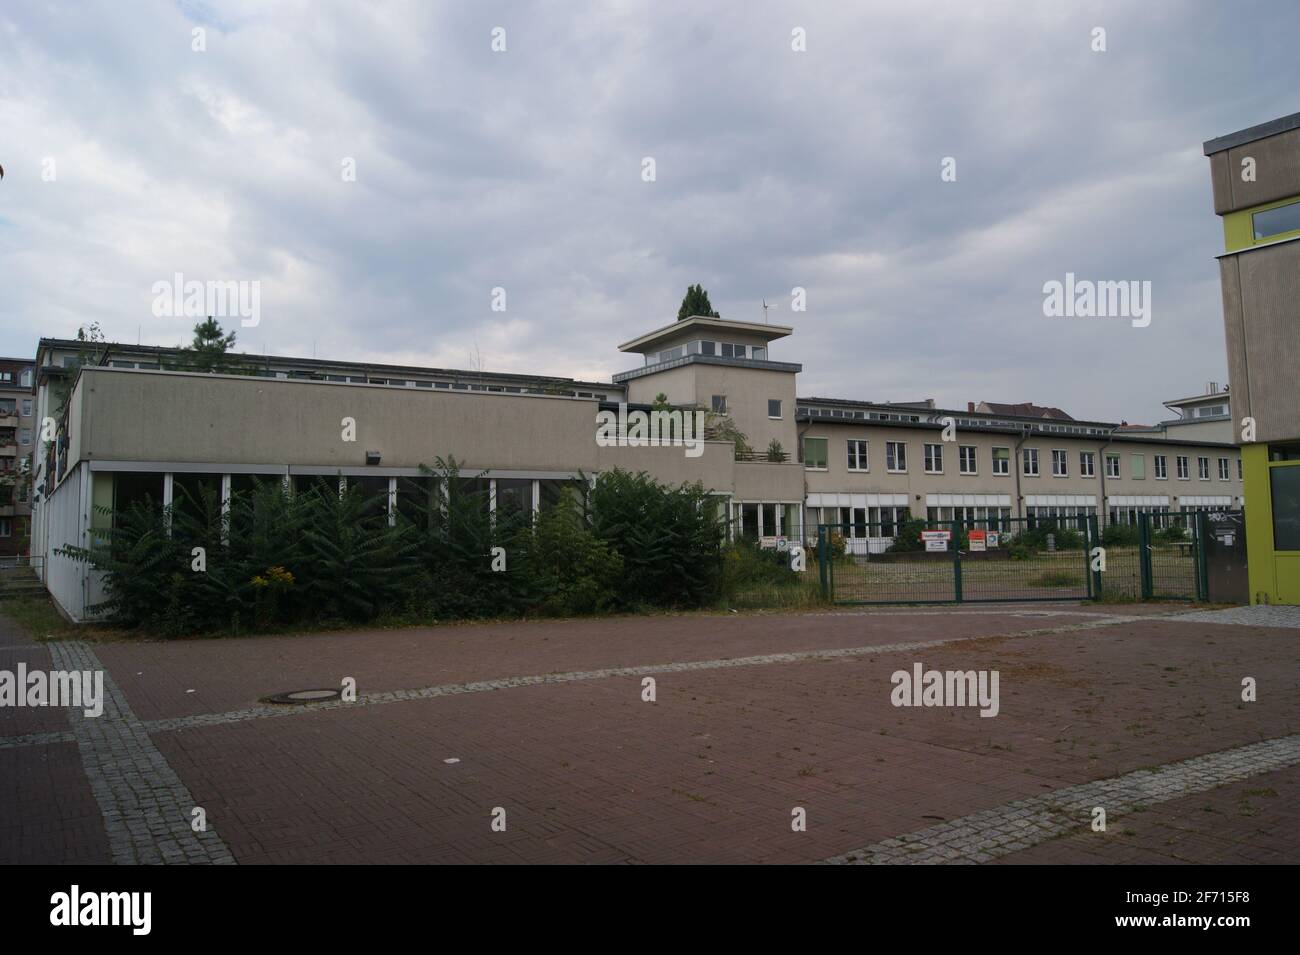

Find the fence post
[[1138, 513, 1153, 600], [1196, 511, 1209, 602], [1088, 514, 1101, 599], [818, 524, 828, 598], [952, 520, 963, 603]]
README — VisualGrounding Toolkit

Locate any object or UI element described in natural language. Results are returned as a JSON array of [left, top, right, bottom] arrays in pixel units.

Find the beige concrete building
[[29, 318, 1242, 618]]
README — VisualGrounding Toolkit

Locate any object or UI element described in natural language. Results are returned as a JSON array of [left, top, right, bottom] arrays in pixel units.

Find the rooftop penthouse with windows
[[28, 316, 1242, 619]]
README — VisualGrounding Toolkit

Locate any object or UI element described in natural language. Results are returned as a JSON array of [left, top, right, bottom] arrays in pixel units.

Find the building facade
[[1205, 111, 1300, 604], [29, 318, 1242, 619], [0, 356, 38, 557]]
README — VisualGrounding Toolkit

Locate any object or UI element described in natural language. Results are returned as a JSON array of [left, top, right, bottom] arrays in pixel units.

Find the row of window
[[0, 369, 35, 388], [0, 399, 34, 417], [802, 437, 1241, 481], [652, 341, 770, 365], [709, 396, 785, 419]]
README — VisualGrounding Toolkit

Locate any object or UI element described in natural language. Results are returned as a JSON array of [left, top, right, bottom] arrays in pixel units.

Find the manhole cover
[[264, 688, 343, 705]]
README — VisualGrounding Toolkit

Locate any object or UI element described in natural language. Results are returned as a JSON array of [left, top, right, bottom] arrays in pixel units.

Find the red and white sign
[[968, 529, 987, 552]]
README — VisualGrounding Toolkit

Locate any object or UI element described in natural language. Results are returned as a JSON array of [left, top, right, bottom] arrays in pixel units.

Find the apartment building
[[28, 317, 1242, 619], [0, 356, 38, 557], [1205, 111, 1300, 604]]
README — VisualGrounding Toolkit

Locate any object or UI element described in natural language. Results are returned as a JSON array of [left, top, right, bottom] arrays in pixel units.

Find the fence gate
[[1135, 510, 1207, 601], [818, 517, 1097, 605]]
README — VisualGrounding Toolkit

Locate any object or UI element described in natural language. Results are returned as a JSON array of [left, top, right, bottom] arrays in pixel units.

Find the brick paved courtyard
[[3, 602, 1298, 864]]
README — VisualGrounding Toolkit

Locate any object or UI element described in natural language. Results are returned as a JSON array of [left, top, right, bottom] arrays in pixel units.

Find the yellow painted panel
[[1275, 555, 1300, 604]]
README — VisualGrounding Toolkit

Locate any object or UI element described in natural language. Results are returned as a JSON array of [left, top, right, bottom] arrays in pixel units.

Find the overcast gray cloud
[[1, 0, 1296, 423]]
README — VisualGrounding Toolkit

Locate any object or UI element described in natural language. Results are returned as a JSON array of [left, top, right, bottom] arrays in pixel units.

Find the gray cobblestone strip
[[142, 615, 1145, 735], [824, 733, 1300, 865], [1170, 605, 1300, 629], [47, 641, 236, 865]]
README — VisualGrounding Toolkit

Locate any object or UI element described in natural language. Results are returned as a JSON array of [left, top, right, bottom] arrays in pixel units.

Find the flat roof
[[35, 337, 618, 391], [617, 316, 793, 353], [1203, 110, 1300, 156]]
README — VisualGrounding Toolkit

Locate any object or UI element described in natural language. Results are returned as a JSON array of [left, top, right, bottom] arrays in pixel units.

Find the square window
[[711, 395, 727, 415], [768, 399, 782, 419], [803, 437, 828, 470], [847, 439, 868, 471]]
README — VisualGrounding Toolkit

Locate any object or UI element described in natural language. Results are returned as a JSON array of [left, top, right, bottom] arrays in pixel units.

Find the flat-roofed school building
[[29, 316, 1242, 619]]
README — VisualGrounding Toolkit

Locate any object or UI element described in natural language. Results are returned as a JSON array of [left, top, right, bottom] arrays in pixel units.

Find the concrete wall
[[77, 368, 612, 472], [1208, 126, 1300, 214], [1218, 239, 1300, 444], [38, 462, 98, 621]]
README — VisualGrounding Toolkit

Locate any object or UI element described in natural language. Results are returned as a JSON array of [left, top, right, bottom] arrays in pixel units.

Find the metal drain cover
[[264, 688, 343, 705]]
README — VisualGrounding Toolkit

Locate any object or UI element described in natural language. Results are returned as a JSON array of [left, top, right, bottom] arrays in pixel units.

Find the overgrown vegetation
[[56, 462, 760, 637]]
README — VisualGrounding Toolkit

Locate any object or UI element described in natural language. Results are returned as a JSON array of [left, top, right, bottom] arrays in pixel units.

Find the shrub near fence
[[57, 461, 747, 636]]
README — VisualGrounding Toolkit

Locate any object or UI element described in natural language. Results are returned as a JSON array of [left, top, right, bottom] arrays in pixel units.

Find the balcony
[[733, 448, 791, 463]]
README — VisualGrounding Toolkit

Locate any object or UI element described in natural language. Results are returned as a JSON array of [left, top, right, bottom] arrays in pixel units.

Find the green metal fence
[[818, 511, 1212, 604], [818, 516, 1096, 604]]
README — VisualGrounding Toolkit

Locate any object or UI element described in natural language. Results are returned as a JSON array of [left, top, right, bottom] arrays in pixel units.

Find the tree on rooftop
[[188, 317, 238, 373], [676, 284, 720, 322]]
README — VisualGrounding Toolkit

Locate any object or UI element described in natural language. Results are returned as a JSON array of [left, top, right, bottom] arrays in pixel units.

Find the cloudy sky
[[1, 1, 1296, 424]]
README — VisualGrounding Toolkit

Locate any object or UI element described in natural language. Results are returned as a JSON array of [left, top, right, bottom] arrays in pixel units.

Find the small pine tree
[[189, 317, 237, 373], [676, 284, 720, 321]]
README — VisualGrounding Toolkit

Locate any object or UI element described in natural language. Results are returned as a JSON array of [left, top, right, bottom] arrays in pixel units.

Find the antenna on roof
[[761, 298, 778, 323]]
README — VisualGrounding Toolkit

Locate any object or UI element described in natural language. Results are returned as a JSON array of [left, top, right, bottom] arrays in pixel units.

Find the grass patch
[[1, 595, 85, 642], [1028, 569, 1081, 588]]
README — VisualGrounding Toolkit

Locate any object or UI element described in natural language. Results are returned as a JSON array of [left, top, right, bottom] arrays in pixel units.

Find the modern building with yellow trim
[[1204, 112, 1300, 604]]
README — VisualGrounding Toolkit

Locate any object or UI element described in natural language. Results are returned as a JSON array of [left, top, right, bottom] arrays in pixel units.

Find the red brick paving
[[92, 606, 1105, 722], [3, 603, 1298, 864]]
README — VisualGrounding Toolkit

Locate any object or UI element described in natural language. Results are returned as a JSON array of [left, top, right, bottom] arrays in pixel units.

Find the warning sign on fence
[[969, 529, 987, 552]]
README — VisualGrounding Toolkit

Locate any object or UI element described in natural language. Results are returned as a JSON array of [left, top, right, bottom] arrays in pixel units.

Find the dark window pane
[[1253, 200, 1300, 240], [1270, 465, 1300, 551], [114, 472, 165, 514]]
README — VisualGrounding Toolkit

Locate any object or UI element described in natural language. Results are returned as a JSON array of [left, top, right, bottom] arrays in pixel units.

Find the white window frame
[[992, 446, 1010, 476], [847, 439, 868, 472], [1197, 456, 1210, 480], [886, 441, 907, 473], [803, 436, 828, 471], [1023, 448, 1040, 477], [1080, 450, 1095, 477], [924, 443, 943, 474], [1218, 457, 1230, 481], [1051, 449, 1068, 477], [1176, 455, 1189, 480], [1154, 455, 1168, 480], [959, 445, 977, 475], [1105, 454, 1120, 479]]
